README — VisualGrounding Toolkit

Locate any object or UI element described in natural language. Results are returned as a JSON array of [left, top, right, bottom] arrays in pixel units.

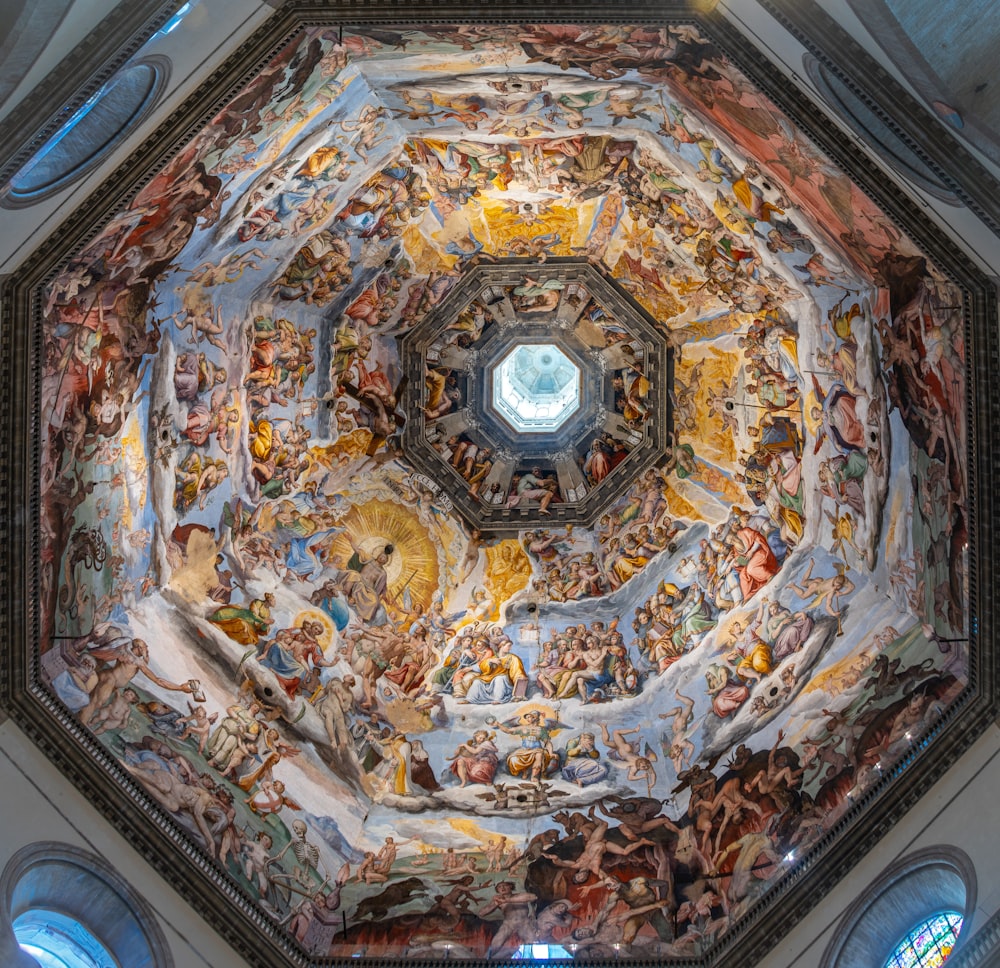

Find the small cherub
[[176, 701, 219, 755]]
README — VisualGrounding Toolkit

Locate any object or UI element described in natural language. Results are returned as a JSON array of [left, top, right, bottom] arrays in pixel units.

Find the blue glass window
[[512, 942, 574, 959], [156, 3, 192, 36], [13, 909, 115, 968], [5, 60, 163, 205]]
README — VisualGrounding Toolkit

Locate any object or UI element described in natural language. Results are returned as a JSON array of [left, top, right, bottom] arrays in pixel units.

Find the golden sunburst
[[325, 499, 440, 615], [478, 198, 577, 258]]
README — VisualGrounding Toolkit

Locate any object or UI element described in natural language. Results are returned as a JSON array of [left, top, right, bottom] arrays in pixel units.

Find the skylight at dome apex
[[33, 18, 969, 965], [493, 343, 581, 432]]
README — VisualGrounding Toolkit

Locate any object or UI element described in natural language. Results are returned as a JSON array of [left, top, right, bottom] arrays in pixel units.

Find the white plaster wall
[[0, 0, 122, 119]]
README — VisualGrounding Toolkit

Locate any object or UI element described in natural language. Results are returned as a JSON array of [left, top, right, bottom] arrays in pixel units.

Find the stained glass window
[[883, 912, 963, 968]]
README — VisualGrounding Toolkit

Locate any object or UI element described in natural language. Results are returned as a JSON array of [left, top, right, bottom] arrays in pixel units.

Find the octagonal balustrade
[[399, 258, 673, 532]]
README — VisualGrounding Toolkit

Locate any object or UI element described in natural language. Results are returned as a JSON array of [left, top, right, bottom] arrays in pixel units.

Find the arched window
[[0, 843, 173, 968], [821, 847, 975, 968], [884, 912, 963, 968]]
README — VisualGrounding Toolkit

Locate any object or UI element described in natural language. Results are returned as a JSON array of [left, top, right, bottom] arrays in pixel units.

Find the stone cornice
[[758, 0, 1000, 237]]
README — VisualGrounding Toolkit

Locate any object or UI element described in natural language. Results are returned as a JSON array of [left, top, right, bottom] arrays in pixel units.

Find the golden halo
[[514, 702, 560, 730], [295, 609, 334, 649]]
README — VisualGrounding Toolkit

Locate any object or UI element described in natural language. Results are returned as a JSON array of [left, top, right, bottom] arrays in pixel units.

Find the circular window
[[0, 843, 172, 968], [884, 912, 963, 968], [802, 54, 958, 204], [2, 56, 168, 207], [14, 909, 115, 968]]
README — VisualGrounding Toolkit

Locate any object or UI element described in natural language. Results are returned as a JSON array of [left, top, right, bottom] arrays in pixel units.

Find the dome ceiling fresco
[[15, 11, 982, 967]]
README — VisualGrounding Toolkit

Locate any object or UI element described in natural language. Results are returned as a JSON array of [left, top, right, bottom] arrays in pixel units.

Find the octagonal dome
[[491, 343, 581, 433], [0, 9, 994, 968], [398, 258, 672, 532]]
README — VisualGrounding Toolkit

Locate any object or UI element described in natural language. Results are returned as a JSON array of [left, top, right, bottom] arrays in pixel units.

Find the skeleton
[[270, 819, 326, 904]]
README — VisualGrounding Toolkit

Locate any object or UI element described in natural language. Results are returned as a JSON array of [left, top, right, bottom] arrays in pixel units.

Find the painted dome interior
[[21, 13, 976, 967]]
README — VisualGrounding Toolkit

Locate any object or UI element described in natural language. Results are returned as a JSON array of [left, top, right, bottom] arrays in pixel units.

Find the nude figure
[[126, 749, 221, 857], [787, 558, 855, 617], [176, 701, 218, 754], [543, 807, 654, 885], [79, 637, 194, 727], [745, 730, 803, 798], [659, 689, 697, 773], [89, 687, 139, 735], [171, 295, 228, 352], [599, 723, 658, 794], [430, 874, 484, 928]]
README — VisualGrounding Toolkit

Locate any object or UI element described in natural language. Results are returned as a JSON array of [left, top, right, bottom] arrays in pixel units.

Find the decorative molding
[[0, 841, 176, 968], [0, 0, 76, 112], [758, 0, 1000, 237], [841, 0, 1000, 169], [818, 846, 977, 968], [948, 903, 1000, 968]]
